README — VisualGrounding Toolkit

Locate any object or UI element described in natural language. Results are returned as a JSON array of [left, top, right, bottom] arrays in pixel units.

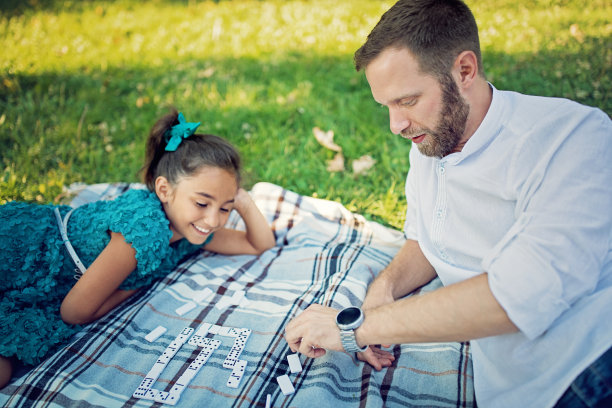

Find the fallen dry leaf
[[197, 67, 216, 78], [352, 155, 376, 175], [569, 24, 584, 43], [327, 152, 345, 172], [313, 127, 342, 152]]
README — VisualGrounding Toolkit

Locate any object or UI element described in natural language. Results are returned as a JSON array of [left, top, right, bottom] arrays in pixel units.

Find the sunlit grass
[[1, 0, 610, 229]]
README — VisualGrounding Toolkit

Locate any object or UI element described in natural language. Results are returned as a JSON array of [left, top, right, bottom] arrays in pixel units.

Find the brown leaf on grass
[[352, 155, 376, 175], [313, 127, 342, 152], [197, 67, 216, 78], [569, 24, 584, 43], [327, 152, 345, 172]]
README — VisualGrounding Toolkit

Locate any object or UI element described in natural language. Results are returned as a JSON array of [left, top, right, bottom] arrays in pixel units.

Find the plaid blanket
[[0, 182, 474, 407]]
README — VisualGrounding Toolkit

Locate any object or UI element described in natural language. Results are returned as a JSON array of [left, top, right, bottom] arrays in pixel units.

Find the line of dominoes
[[133, 327, 194, 404], [135, 323, 253, 405]]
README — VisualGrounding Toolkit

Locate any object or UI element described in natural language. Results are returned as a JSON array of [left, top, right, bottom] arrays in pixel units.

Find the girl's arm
[[204, 188, 275, 255], [60, 231, 139, 325]]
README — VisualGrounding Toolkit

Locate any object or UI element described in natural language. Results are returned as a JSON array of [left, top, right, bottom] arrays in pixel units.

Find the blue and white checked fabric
[[0, 182, 474, 407]]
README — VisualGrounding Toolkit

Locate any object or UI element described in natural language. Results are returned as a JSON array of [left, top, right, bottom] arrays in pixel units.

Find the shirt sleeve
[[108, 190, 173, 280], [482, 106, 612, 340]]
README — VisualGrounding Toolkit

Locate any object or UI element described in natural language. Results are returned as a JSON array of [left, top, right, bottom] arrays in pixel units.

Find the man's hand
[[284, 304, 343, 358], [357, 345, 395, 371], [357, 274, 396, 370]]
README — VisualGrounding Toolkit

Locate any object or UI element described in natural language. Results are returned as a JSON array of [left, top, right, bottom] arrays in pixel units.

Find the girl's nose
[[204, 210, 220, 229]]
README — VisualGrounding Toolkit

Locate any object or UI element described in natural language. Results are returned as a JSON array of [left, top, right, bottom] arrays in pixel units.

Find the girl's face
[[155, 166, 238, 244]]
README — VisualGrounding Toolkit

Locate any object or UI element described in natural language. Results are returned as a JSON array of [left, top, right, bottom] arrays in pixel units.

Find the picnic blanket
[[0, 182, 474, 407]]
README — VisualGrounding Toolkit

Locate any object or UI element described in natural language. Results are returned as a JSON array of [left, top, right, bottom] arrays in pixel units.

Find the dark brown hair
[[141, 109, 241, 191], [354, 0, 484, 79]]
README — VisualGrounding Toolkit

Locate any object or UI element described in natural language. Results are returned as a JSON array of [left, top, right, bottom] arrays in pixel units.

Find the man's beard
[[406, 75, 470, 158]]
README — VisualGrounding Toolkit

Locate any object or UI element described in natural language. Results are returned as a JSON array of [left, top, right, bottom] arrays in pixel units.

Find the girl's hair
[[141, 109, 242, 191]]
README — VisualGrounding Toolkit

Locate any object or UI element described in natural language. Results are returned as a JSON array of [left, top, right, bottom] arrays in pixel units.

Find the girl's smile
[[155, 166, 238, 245]]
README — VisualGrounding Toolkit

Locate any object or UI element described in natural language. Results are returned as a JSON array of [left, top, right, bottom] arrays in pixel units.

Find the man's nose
[[389, 108, 410, 135]]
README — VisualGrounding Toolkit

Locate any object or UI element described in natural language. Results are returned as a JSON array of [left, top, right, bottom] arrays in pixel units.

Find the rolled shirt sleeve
[[482, 106, 612, 339]]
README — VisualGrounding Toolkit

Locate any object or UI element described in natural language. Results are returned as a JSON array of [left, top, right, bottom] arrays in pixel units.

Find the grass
[[1, 0, 610, 229]]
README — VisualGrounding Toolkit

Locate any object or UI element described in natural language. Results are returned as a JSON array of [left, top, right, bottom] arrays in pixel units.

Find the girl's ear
[[155, 176, 172, 203]]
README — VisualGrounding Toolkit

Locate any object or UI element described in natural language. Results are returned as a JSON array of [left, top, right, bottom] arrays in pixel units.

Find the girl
[[0, 110, 275, 388]]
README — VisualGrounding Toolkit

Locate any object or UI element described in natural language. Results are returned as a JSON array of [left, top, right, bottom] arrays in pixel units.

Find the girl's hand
[[232, 188, 256, 215], [203, 188, 276, 256]]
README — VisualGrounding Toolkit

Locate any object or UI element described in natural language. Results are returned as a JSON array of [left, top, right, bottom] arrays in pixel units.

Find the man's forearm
[[357, 273, 518, 346], [363, 239, 437, 309]]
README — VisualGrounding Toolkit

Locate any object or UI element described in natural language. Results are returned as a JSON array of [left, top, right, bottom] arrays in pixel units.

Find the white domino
[[266, 394, 271, 408], [145, 326, 167, 343], [176, 327, 194, 343], [194, 323, 212, 337], [230, 290, 245, 305], [176, 347, 214, 385], [217, 326, 234, 337], [192, 287, 213, 303], [142, 388, 160, 401], [226, 359, 248, 388], [287, 353, 302, 374], [222, 327, 251, 368], [276, 374, 295, 395], [153, 390, 171, 403], [187, 335, 203, 347], [227, 327, 241, 337], [208, 324, 221, 335], [215, 297, 231, 310], [175, 301, 196, 316]]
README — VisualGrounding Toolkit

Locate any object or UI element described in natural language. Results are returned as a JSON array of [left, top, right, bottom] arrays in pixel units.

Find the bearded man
[[284, 1, 612, 407]]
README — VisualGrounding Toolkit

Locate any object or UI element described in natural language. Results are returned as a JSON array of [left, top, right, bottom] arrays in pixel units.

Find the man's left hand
[[284, 304, 342, 358]]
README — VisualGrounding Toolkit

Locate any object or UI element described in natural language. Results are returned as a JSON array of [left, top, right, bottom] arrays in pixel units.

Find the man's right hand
[[357, 345, 395, 370]]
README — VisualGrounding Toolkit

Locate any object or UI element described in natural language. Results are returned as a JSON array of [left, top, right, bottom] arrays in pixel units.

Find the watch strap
[[340, 329, 367, 353]]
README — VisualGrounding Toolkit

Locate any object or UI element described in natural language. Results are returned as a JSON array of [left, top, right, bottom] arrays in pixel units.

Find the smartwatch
[[336, 307, 368, 353]]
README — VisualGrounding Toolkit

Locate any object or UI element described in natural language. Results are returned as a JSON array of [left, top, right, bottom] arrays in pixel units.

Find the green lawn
[[1, 0, 610, 229]]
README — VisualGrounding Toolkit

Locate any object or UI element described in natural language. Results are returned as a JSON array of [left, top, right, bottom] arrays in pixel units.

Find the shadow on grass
[[0, 39, 609, 223]]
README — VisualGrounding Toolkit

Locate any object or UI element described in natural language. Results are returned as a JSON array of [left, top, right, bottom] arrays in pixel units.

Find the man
[[284, 0, 612, 407]]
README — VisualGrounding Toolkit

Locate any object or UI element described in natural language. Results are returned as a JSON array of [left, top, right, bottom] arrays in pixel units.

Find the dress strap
[[54, 207, 88, 279]]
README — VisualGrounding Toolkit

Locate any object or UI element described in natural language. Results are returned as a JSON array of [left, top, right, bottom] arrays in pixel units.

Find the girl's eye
[[196, 202, 208, 208], [220, 208, 230, 213]]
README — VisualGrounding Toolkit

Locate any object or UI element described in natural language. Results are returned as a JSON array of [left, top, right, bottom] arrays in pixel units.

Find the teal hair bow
[[164, 112, 201, 151]]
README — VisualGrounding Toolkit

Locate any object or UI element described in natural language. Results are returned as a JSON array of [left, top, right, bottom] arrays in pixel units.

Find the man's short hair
[[354, 0, 484, 79]]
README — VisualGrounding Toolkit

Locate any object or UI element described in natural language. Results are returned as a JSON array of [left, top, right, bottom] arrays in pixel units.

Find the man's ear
[[155, 176, 172, 203], [452, 50, 479, 90]]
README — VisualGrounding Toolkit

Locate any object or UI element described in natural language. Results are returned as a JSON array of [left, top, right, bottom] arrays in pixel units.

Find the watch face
[[337, 307, 362, 325]]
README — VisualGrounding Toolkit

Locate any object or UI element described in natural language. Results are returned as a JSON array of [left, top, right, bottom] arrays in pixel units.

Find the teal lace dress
[[0, 189, 204, 366]]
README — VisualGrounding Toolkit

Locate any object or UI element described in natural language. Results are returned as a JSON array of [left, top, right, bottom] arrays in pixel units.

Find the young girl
[[0, 110, 275, 388]]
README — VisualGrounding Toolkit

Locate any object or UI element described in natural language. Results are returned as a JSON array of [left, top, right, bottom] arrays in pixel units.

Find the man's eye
[[400, 99, 416, 107]]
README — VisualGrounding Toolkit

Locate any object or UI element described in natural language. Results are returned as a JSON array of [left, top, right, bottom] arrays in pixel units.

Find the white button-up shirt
[[404, 85, 612, 407]]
